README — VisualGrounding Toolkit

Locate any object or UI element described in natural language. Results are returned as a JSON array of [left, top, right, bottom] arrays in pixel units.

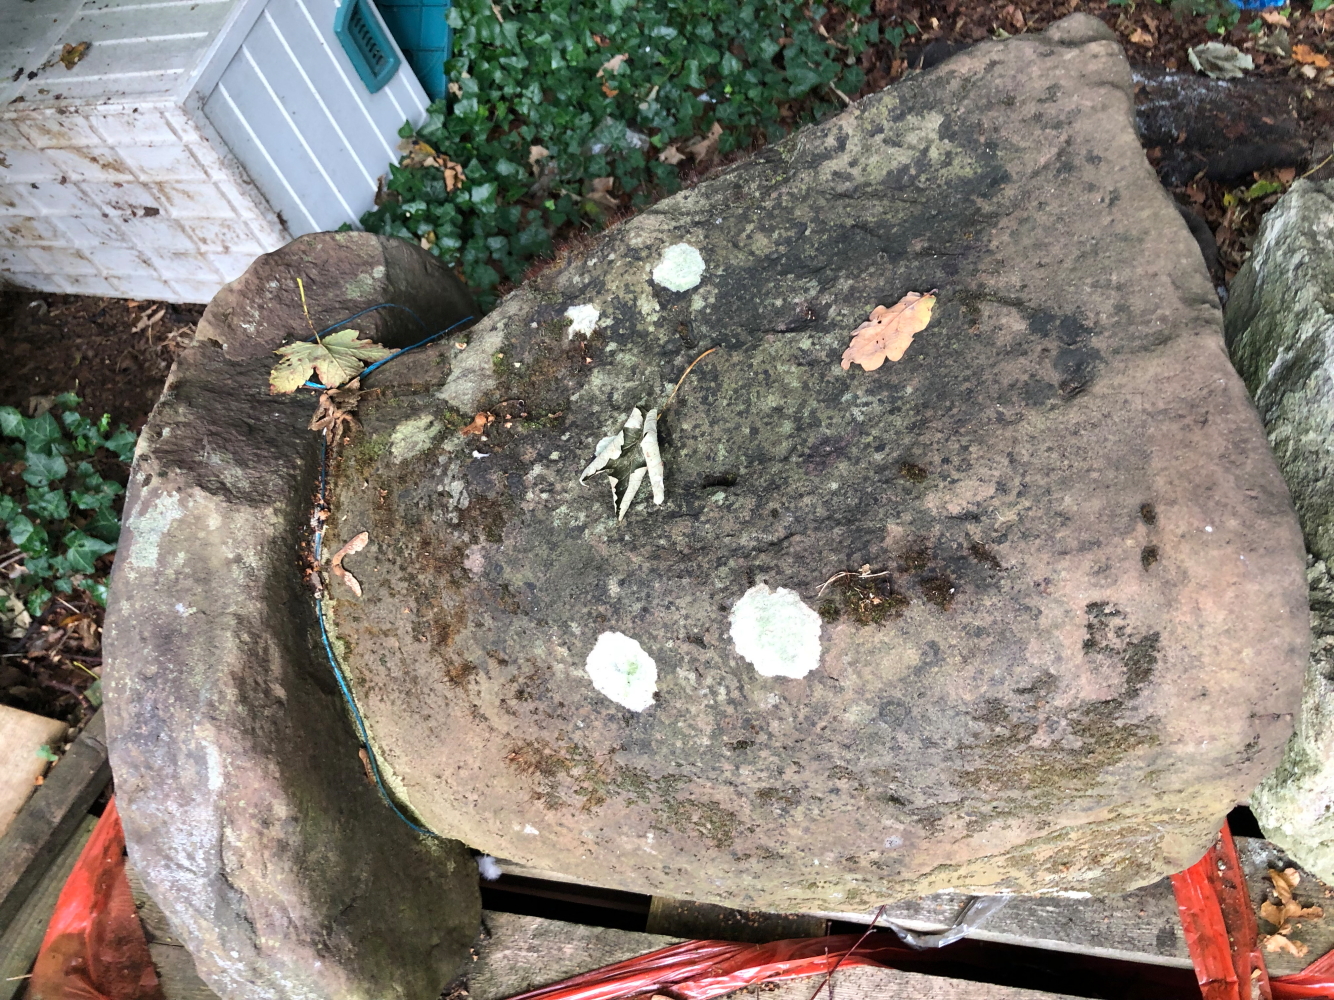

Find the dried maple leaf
[[841, 291, 937, 371], [330, 531, 369, 597], [269, 330, 392, 394], [460, 411, 494, 436], [60, 42, 90, 69], [309, 378, 363, 440], [1293, 44, 1332, 69]]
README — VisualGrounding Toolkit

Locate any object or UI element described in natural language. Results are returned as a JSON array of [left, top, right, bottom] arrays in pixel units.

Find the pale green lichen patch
[[652, 243, 706, 292], [585, 631, 658, 711], [126, 491, 185, 573], [729, 585, 823, 679], [389, 414, 441, 462], [565, 303, 600, 338]]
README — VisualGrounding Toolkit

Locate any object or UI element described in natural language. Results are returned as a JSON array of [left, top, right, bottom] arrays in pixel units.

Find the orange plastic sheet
[[29, 798, 163, 1000], [1172, 824, 1334, 1000]]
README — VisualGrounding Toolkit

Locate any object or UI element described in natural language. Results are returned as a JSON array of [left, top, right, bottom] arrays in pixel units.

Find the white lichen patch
[[565, 303, 600, 339], [389, 415, 440, 462], [585, 631, 658, 711], [126, 491, 185, 572], [729, 585, 823, 679], [652, 243, 706, 292]]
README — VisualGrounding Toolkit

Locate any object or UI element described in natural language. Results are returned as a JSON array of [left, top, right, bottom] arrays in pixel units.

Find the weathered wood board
[[0, 705, 67, 838], [0, 711, 109, 932]]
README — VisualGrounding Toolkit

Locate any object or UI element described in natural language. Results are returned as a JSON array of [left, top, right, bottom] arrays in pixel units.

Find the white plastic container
[[0, 0, 427, 302]]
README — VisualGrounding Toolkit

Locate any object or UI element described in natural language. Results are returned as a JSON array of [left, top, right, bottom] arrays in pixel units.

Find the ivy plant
[[361, 0, 879, 307], [0, 394, 136, 615]]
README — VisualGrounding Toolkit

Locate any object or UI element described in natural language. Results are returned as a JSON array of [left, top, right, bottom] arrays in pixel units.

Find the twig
[[828, 82, 852, 106], [816, 567, 891, 597], [805, 904, 887, 1000], [1302, 151, 1334, 180], [297, 277, 321, 344], [665, 347, 718, 408], [70, 660, 99, 681]]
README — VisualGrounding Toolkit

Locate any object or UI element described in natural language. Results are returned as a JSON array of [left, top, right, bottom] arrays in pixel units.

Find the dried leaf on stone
[[270, 330, 393, 394], [618, 466, 647, 521], [60, 42, 90, 69], [687, 122, 723, 164], [1264, 933, 1309, 959], [641, 408, 664, 505], [581, 431, 624, 482], [1293, 45, 1332, 69], [586, 177, 618, 211], [461, 411, 494, 436], [309, 378, 363, 439], [330, 531, 369, 597], [841, 291, 937, 371], [1188, 42, 1254, 80], [658, 145, 686, 166]]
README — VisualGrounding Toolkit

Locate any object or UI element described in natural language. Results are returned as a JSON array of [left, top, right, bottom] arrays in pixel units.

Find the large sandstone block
[[1226, 179, 1334, 884], [104, 233, 480, 1000], [318, 15, 1307, 912]]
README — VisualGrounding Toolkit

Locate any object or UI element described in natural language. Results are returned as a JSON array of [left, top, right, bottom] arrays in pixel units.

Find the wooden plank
[[743, 964, 1084, 1000], [0, 706, 67, 839], [0, 711, 110, 934], [148, 943, 222, 1000], [1236, 836, 1334, 977], [466, 911, 682, 1000], [0, 813, 97, 1000]]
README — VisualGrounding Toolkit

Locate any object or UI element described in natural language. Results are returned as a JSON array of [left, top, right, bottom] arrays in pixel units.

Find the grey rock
[[104, 233, 481, 1000], [1227, 179, 1334, 883], [319, 16, 1307, 912]]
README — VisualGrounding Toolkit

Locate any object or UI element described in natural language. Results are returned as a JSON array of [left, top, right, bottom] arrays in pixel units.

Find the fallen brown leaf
[[460, 411, 494, 436], [330, 531, 369, 597], [309, 378, 363, 440], [586, 176, 618, 211], [1128, 28, 1154, 47], [687, 121, 723, 163], [597, 53, 629, 78], [1264, 933, 1309, 959], [529, 144, 550, 175], [1261, 10, 1289, 26], [60, 42, 90, 70], [601, 82, 619, 98], [841, 291, 937, 371], [442, 155, 467, 192], [1277, 167, 1297, 184], [1293, 45, 1331, 69], [658, 144, 686, 165]]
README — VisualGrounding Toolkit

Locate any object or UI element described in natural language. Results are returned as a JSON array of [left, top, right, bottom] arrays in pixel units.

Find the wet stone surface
[[324, 16, 1308, 911]]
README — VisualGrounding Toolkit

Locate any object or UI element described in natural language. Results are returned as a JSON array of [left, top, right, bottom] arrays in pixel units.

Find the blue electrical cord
[[302, 304, 477, 838]]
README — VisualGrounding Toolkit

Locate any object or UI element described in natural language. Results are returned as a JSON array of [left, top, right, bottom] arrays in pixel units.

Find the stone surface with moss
[[317, 15, 1307, 910], [1227, 179, 1334, 887]]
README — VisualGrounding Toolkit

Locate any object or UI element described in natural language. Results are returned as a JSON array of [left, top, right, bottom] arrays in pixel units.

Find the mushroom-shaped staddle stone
[[323, 16, 1308, 910]]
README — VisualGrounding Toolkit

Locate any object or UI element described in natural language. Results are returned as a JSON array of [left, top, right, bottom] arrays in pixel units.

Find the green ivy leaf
[[25, 586, 51, 618], [9, 515, 48, 556], [61, 529, 117, 575], [22, 450, 68, 488], [26, 487, 69, 522]]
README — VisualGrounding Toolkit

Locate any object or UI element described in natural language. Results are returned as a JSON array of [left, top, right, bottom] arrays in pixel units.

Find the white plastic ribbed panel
[[0, 0, 428, 302]]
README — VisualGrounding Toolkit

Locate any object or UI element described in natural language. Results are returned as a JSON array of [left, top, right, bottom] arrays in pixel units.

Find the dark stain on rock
[[968, 541, 1002, 570], [1140, 502, 1157, 526], [1141, 544, 1160, 570], [919, 575, 956, 610], [899, 461, 929, 483]]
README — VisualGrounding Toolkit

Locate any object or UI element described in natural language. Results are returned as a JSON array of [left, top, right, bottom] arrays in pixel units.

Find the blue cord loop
[[303, 304, 477, 838], [301, 314, 474, 391]]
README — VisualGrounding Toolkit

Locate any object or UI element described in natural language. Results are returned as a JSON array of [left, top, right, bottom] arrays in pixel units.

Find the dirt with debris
[[0, 291, 197, 730]]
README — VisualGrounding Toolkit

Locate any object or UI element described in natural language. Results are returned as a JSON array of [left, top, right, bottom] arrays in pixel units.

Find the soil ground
[[1, 0, 1331, 738]]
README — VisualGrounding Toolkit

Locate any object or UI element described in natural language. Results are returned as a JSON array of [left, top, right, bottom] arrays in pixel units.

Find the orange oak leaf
[[841, 291, 937, 371], [1293, 44, 1331, 68]]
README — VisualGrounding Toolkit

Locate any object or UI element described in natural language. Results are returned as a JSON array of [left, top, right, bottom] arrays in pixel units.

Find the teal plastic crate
[[375, 0, 453, 101], [335, 0, 402, 93]]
